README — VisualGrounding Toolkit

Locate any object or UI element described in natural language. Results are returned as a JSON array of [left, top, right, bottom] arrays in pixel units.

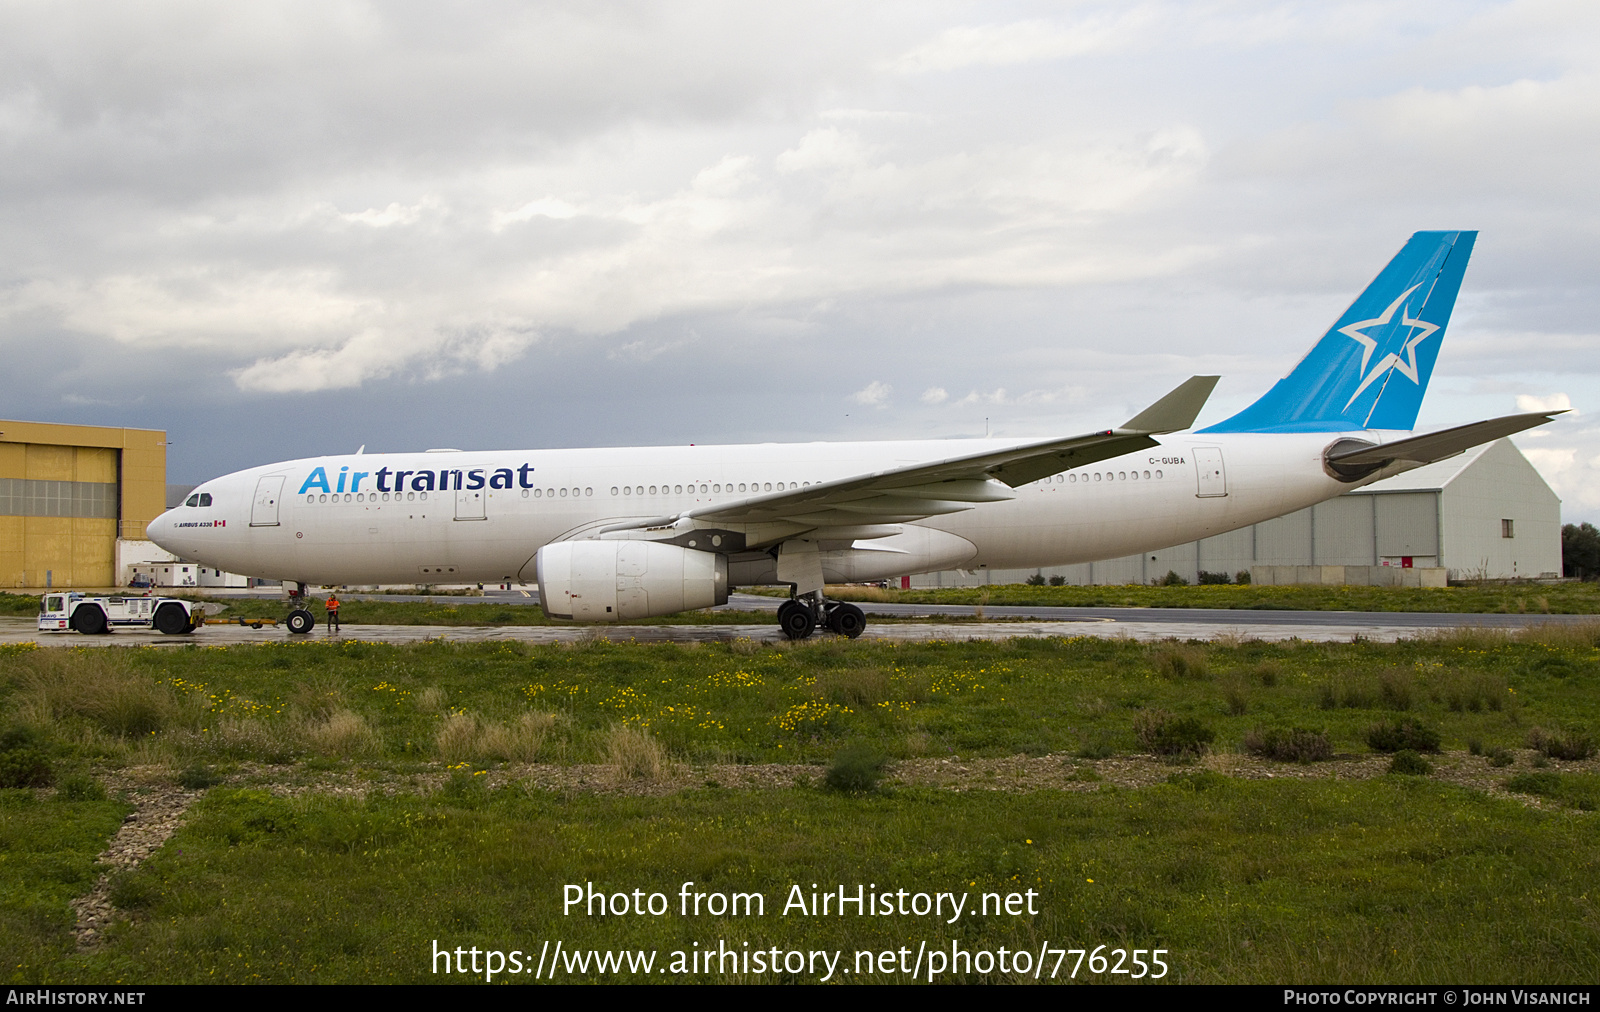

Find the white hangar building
[[914, 438, 1562, 588]]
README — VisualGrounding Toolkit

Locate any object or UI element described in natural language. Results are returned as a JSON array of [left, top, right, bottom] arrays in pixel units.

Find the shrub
[[1133, 710, 1214, 760], [1159, 570, 1189, 587], [435, 711, 556, 763], [1243, 727, 1333, 764], [1504, 772, 1600, 811], [1251, 662, 1280, 688], [1025, 573, 1046, 586], [1436, 670, 1508, 713], [1366, 719, 1442, 754], [1389, 750, 1432, 775], [56, 772, 107, 801], [1234, 570, 1252, 585], [1526, 726, 1596, 762], [1221, 677, 1249, 715], [304, 710, 381, 758], [1505, 771, 1562, 798], [1196, 570, 1231, 585], [1153, 644, 1208, 681], [1075, 735, 1115, 760], [824, 742, 889, 793], [1487, 747, 1514, 768], [600, 724, 667, 781], [1319, 676, 1377, 710], [178, 765, 223, 790], [15, 651, 205, 737], [1377, 669, 1415, 711], [1048, 575, 1066, 586], [0, 747, 54, 788]]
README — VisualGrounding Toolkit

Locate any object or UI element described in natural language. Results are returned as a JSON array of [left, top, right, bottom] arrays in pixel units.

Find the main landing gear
[[777, 593, 866, 641], [286, 582, 316, 635]]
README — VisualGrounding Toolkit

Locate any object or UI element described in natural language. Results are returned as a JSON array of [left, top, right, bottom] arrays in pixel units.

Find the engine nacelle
[[536, 540, 728, 622]]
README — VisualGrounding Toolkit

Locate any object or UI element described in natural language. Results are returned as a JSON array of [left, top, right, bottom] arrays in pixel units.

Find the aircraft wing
[[597, 376, 1217, 544], [1326, 411, 1563, 470]]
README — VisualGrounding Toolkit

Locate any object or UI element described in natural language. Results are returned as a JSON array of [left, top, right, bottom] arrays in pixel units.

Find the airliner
[[150, 231, 1557, 638]]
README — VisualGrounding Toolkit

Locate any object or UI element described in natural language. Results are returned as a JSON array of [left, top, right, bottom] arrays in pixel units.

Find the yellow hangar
[[0, 419, 167, 589]]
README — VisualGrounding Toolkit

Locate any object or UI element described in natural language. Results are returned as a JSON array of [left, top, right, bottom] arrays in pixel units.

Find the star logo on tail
[[1339, 282, 1439, 411]]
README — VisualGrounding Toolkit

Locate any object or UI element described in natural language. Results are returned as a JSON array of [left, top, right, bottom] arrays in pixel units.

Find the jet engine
[[535, 540, 728, 622]]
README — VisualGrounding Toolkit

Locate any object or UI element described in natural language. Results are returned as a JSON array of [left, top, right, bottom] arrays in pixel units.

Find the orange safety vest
[[326, 597, 340, 612]]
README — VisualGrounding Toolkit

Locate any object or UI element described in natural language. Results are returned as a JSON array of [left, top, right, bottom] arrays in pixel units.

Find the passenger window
[[649, 486, 657, 495], [319, 494, 328, 502], [306, 495, 315, 503]]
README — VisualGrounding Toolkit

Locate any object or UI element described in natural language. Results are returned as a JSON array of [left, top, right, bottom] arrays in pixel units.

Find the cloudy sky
[[2, 1, 1596, 521]]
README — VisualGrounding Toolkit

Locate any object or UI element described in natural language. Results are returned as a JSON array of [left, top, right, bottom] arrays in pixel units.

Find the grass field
[[11, 779, 1598, 983], [2, 626, 1596, 983]]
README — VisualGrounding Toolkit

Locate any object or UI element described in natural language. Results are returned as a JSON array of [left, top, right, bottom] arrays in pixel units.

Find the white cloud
[[921, 386, 947, 404], [890, 11, 1158, 74], [1515, 392, 1577, 415], [852, 380, 892, 405], [335, 197, 439, 228]]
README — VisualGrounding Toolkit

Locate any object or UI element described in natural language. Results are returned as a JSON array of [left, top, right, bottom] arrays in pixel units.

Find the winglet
[[1120, 375, 1220, 434]]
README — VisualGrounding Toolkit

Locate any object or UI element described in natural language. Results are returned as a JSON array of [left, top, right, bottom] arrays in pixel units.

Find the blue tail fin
[[1199, 230, 1476, 433]]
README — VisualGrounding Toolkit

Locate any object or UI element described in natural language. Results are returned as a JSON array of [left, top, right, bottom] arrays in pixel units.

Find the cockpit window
[[199, 493, 212, 507], [185, 494, 199, 507]]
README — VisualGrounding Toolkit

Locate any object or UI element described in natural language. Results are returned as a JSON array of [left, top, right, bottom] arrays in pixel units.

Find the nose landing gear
[[285, 582, 316, 635]]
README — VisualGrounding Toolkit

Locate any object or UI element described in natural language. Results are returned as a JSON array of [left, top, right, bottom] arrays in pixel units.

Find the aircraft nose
[[147, 508, 185, 552]]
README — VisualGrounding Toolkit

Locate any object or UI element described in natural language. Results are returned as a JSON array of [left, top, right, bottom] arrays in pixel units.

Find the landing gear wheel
[[826, 602, 866, 639], [153, 604, 189, 635], [778, 600, 817, 640], [71, 607, 108, 635], [286, 609, 316, 635]]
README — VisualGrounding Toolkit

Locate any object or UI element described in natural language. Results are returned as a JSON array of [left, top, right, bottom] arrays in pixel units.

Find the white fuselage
[[148, 431, 1397, 589]]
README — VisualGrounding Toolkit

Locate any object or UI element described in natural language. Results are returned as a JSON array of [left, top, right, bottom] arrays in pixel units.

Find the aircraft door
[[455, 487, 487, 520], [251, 475, 285, 526], [1193, 447, 1227, 497]]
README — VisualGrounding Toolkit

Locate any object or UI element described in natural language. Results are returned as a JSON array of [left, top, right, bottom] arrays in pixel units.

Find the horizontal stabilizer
[[1327, 411, 1562, 471]]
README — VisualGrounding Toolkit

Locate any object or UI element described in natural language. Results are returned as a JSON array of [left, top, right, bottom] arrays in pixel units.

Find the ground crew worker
[[325, 592, 341, 633]]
